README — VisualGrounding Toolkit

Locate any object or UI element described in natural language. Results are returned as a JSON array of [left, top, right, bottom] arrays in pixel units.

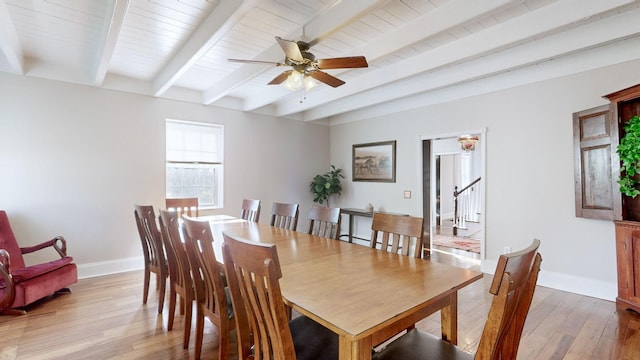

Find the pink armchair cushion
[[10, 263, 77, 308], [11, 256, 74, 282]]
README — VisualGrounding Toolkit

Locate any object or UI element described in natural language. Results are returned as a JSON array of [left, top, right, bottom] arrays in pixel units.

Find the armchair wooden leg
[[0, 308, 27, 315], [55, 288, 72, 294]]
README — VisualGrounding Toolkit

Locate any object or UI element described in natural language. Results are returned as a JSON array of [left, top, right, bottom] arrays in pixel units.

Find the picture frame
[[352, 140, 396, 182]]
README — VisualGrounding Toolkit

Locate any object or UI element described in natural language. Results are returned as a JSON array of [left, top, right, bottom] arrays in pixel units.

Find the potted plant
[[310, 165, 344, 206], [617, 115, 640, 198]]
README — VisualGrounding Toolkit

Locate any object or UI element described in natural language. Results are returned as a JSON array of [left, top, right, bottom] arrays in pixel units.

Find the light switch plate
[[403, 190, 411, 199]]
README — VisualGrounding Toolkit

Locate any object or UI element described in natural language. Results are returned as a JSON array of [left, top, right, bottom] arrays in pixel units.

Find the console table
[[340, 208, 408, 243]]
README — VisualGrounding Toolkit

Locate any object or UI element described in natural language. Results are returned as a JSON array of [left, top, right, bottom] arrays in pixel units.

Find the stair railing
[[453, 177, 481, 236]]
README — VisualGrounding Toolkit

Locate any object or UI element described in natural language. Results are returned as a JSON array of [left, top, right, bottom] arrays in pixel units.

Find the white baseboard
[[77, 256, 144, 279], [482, 259, 616, 302]]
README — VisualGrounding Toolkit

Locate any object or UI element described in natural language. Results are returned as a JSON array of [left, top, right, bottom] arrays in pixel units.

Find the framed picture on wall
[[352, 140, 396, 182]]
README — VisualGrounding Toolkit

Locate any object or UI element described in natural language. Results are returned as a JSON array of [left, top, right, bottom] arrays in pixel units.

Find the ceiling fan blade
[[268, 70, 293, 85], [309, 70, 345, 88], [228, 58, 285, 66], [275, 36, 303, 62], [316, 56, 368, 69]]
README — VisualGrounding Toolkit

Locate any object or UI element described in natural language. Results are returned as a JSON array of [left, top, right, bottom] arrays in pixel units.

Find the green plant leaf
[[310, 165, 344, 204], [617, 115, 640, 198]]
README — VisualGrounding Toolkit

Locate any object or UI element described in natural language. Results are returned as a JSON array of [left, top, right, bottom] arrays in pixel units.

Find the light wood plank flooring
[[2, 262, 640, 359]]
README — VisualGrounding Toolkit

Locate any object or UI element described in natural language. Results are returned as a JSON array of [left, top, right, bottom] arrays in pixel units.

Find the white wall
[[331, 59, 640, 301], [0, 73, 330, 277]]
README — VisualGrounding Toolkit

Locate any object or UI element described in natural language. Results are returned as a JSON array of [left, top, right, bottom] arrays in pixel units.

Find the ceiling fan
[[228, 36, 368, 89]]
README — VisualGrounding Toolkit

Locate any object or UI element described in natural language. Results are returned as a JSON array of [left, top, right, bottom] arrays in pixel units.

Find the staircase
[[453, 177, 481, 237]]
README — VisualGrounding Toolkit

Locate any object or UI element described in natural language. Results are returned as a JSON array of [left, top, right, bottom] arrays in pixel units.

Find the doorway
[[422, 132, 484, 267]]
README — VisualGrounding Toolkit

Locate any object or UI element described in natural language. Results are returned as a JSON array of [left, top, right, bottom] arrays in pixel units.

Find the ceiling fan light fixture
[[284, 70, 303, 90], [304, 75, 317, 91]]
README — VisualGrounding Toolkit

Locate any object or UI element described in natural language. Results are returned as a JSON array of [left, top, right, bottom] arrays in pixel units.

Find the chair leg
[[142, 268, 150, 305], [157, 276, 166, 314], [55, 288, 72, 294], [194, 305, 204, 359], [183, 297, 192, 349], [218, 321, 230, 360], [167, 288, 177, 330], [0, 308, 27, 315]]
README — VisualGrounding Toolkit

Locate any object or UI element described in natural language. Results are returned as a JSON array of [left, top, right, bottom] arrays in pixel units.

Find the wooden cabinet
[[615, 221, 640, 312], [605, 84, 640, 221], [572, 83, 640, 311], [606, 83, 640, 311]]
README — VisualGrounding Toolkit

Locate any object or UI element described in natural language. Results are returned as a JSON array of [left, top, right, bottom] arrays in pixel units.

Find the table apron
[[369, 293, 455, 347]]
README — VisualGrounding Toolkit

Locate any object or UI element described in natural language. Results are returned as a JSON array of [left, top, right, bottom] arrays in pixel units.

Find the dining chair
[[372, 239, 542, 360], [307, 206, 341, 240], [181, 216, 234, 360], [134, 205, 167, 313], [166, 197, 199, 217], [221, 232, 338, 360], [270, 202, 299, 230], [370, 213, 424, 258], [158, 210, 195, 349], [240, 198, 261, 222]]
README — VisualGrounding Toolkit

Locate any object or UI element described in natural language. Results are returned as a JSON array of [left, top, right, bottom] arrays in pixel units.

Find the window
[[166, 120, 223, 208]]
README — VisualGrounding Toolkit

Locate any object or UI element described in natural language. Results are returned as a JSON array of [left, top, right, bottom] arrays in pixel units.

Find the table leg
[[440, 292, 458, 345], [348, 214, 355, 243], [339, 335, 372, 360]]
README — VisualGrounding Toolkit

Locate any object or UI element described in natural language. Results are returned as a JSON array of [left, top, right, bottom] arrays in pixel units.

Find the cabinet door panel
[[573, 105, 621, 220]]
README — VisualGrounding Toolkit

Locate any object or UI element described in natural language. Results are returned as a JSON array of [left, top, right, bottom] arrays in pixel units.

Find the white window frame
[[166, 119, 224, 209]]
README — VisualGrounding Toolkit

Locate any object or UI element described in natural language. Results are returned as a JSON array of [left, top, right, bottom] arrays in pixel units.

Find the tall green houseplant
[[617, 115, 640, 198], [310, 165, 344, 206]]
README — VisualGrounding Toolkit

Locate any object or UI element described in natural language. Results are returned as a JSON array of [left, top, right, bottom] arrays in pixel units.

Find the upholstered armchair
[[0, 211, 78, 315]]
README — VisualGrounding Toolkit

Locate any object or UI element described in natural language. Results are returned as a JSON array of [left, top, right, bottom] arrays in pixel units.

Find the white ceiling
[[1, 0, 639, 123]]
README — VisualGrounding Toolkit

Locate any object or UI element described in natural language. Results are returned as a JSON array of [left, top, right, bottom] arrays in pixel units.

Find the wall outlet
[[503, 246, 512, 254], [403, 190, 411, 199]]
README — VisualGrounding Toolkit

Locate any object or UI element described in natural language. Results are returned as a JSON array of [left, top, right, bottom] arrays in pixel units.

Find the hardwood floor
[[2, 266, 640, 359], [0, 272, 230, 360]]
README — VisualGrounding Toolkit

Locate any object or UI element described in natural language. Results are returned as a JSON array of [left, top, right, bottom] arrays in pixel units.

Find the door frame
[[417, 128, 486, 259]]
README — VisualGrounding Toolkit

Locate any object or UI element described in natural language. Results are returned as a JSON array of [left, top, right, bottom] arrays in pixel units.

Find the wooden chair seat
[[373, 239, 542, 360], [373, 329, 473, 360]]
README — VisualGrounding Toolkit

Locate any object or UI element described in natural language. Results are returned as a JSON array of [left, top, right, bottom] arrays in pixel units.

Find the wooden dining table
[[206, 218, 483, 360]]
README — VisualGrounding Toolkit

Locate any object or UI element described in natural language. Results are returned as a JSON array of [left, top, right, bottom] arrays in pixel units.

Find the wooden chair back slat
[[371, 239, 542, 360], [158, 209, 195, 346], [270, 202, 299, 231], [166, 197, 199, 217], [240, 199, 261, 222], [475, 239, 542, 360], [222, 232, 296, 360], [370, 213, 424, 258], [181, 216, 234, 360], [134, 205, 167, 312], [307, 206, 341, 240]]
